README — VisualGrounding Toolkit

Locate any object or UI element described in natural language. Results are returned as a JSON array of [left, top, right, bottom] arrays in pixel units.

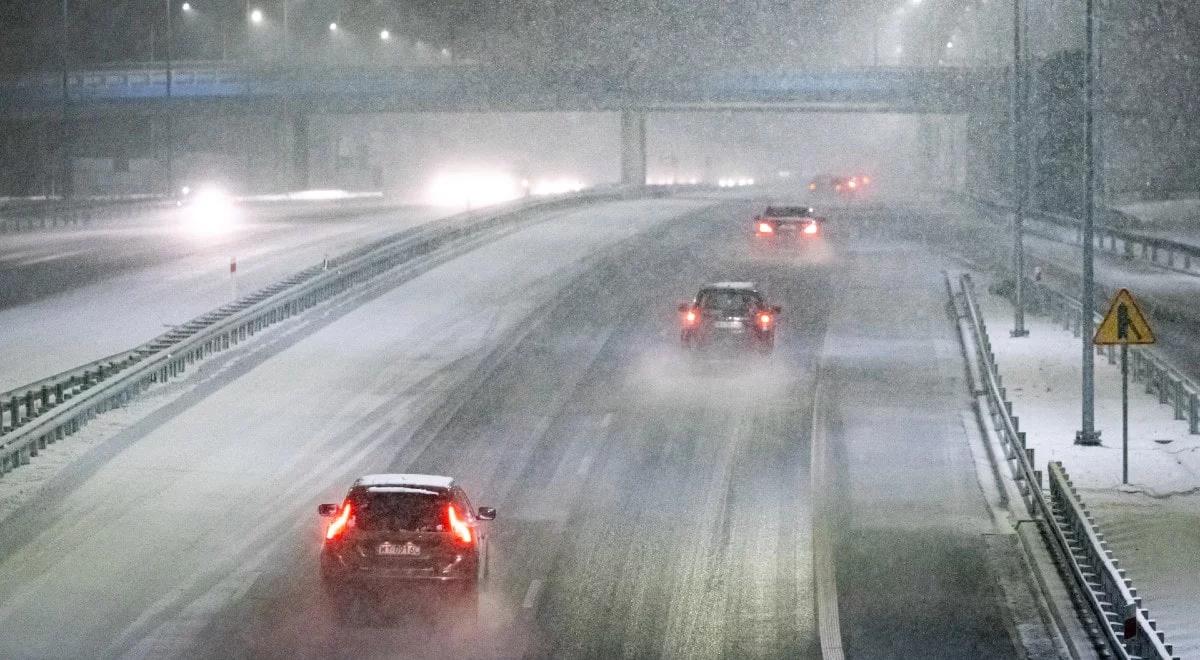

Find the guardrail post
[[24, 391, 34, 420], [1167, 249, 1175, 268], [1190, 393, 1199, 434], [1173, 382, 1186, 421]]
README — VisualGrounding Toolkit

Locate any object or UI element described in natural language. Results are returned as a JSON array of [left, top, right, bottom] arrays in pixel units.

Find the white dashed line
[[576, 453, 594, 476], [522, 579, 544, 610]]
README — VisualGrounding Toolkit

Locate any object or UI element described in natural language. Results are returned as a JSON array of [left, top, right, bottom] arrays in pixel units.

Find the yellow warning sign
[[1093, 289, 1155, 345]]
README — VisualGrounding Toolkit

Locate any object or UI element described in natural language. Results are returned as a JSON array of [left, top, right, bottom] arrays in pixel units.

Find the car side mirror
[[477, 506, 497, 520], [678, 302, 691, 313], [771, 305, 782, 314], [317, 503, 339, 516]]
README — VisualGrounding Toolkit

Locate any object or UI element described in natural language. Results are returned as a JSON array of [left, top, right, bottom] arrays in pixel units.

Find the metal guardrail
[[954, 272, 1178, 660], [0, 186, 649, 477], [1048, 462, 1179, 660], [1029, 279, 1200, 436], [963, 193, 1200, 277]]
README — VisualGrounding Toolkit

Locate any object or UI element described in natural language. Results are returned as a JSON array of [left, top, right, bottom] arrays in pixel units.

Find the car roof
[[703, 281, 757, 291], [354, 473, 454, 489], [764, 205, 814, 216]]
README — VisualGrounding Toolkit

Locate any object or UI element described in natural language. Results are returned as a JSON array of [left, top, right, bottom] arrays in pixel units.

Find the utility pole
[[1010, 0, 1029, 337], [1076, 0, 1100, 445]]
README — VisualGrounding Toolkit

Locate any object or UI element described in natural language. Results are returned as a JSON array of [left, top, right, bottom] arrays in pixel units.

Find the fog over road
[[0, 196, 1059, 659]]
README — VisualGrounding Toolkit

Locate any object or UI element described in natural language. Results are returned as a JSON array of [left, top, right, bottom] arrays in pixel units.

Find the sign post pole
[[1122, 343, 1128, 484], [1092, 289, 1154, 483]]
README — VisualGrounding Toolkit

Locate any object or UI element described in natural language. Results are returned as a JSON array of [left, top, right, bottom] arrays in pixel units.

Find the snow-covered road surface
[[0, 197, 1063, 659], [0, 203, 441, 392]]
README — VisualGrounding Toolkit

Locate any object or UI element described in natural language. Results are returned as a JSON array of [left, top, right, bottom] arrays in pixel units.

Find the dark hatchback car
[[318, 474, 496, 622], [678, 282, 780, 356]]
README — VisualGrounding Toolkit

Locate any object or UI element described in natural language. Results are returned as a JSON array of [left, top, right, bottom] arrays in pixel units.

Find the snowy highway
[[0, 196, 1063, 659]]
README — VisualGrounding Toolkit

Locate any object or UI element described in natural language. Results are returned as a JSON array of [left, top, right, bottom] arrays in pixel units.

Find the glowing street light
[[328, 22, 337, 32], [946, 41, 954, 49], [181, 2, 192, 12], [249, 8, 263, 24], [379, 29, 391, 41]]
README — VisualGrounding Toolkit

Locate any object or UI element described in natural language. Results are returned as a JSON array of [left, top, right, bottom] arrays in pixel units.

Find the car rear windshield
[[699, 290, 762, 313], [765, 206, 813, 218], [350, 490, 449, 533]]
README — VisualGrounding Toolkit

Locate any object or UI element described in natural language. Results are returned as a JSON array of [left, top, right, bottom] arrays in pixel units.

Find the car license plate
[[714, 321, 743, 329], [377, 541, 421, 556]]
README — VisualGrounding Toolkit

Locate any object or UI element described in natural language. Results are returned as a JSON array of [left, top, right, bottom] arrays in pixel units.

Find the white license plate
[[714, 321, 744, 329], [377, 542, 421, 556]]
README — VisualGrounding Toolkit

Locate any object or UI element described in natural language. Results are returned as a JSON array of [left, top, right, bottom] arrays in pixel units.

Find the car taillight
[[757, 222, 774, 234], [325, 501, 352, 540], [447, 504, 472, 544], [861, 176, 871, 185], [847, 179, 857, 189], [802, 222, 819, 235], [758, 313, 772, 329], [683, 308, 698, 326], [808, 183, 816, 190]]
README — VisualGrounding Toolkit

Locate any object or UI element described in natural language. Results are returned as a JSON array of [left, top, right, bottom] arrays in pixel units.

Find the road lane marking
[[522, 579, 544, 610], [811, 374, 845, 660], [576, 452, 594, 476]]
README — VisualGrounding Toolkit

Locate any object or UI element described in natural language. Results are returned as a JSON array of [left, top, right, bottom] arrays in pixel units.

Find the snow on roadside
[[975, 279, 1200, 657], [0, 205, 441, 392]]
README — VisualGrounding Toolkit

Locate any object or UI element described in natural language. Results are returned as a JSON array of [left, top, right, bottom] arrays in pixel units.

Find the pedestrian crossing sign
[[1093, 289, 1155, 345]]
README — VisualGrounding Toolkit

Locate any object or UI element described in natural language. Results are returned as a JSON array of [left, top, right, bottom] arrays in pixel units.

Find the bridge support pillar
[[290, 113, 310, 191], [619, 110, 646, 186]]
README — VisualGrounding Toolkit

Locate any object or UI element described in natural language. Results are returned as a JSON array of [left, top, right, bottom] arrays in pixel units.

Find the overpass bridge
[[1, 62, 1003, 188], [0, 62, 1000, 115]]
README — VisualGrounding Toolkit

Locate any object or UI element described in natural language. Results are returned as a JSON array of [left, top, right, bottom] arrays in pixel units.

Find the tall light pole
[[1010, 0, 1029, 337], [164, 0, 176, 197], [59, 0, 73, 199], [1076, 0, 1100, 445]]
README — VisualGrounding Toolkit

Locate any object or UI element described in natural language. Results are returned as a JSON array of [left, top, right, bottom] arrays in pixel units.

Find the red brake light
[[758, 313, 772, 328], [447, 504, 472, 544], [847, 179, 857, 189], [325, 501, 352, 540], [802, 222, 818, 235], [685, 309, 697, 325], [757, 222, 774, 234], [808, 182, 816, 190], [861, 176, 871, 185]]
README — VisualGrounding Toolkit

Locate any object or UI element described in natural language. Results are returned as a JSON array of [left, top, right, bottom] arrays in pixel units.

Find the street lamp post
[[1077, 0, 1101, 445], [164, 0, 176, 197], [59, 0, 73, 199], [1010, 0, 1029, 337]]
